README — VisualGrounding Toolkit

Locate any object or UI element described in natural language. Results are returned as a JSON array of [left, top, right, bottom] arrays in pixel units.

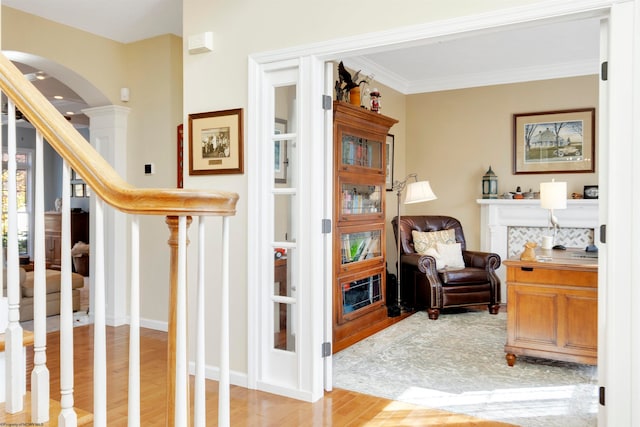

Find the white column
[[82, 105, 131, 326]]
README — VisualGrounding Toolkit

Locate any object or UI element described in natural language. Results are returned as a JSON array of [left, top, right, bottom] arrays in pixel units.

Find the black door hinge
[[601, 61, 608, 81], [599, 386, 605, 406], [600, 224, 606, 244]]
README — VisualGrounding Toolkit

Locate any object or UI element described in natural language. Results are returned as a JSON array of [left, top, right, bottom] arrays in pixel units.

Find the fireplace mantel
[[477, 198, 599, 301]]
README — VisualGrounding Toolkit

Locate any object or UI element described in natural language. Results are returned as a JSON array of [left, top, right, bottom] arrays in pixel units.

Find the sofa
[[392, 215, 501, 320], [3, 268, 84, 322]]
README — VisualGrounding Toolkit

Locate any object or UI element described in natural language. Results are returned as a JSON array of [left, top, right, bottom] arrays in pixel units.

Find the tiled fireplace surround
[[477, 199, 599, 302]]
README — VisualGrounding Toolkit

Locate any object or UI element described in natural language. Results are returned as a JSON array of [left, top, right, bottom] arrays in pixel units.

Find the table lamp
[[540, 179, 567, 250]]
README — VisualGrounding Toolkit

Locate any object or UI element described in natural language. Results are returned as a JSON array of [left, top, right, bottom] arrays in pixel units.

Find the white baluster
[[219, 216, 230, 427], [128, 217, 140, 427], [93, 199, 107, 426], [174, 216, 188, 425], [5, 98, 24, 414], [194, 217, 206, 427], [31, 131, 50, 422], [58, 161, 77, 426]]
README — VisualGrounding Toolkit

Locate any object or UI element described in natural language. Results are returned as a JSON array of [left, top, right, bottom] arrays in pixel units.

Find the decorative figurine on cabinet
[[370, 88, 381, 113], [520, 241, 537, 261]]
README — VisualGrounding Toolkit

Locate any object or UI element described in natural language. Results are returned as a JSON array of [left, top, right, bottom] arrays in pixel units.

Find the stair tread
[[0, 392, 93, 426]]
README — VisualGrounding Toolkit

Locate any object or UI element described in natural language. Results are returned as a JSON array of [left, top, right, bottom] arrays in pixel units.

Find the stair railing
[[0, 52, 238, 427]]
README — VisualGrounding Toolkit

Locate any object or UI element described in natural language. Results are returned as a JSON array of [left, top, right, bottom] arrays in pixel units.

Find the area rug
[[333, 309, 597, 427], [20, 311, 91, 333]]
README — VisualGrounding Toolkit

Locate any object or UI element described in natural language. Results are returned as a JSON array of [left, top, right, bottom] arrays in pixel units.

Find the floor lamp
[[540, 179, 567, 250], [390, 173, 437, 316]]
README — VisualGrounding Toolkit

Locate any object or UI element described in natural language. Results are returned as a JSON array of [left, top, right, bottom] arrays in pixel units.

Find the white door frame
[[247, 56, 327, 402], [599, 2, 640, 425], [247, 2, 640, 423]]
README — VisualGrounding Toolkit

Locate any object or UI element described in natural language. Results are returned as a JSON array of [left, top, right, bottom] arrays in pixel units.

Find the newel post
[[165, 216, 192, 427]]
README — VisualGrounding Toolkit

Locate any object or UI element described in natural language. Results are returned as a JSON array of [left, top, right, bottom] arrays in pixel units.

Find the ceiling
[[2, 0, 182, 44], [1, 2, 601, 124]]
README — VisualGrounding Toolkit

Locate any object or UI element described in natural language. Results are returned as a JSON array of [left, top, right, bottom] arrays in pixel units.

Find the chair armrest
[[400, 253, 422, 269], [463, 250, 501, 271], [401, 253, 438, 274]]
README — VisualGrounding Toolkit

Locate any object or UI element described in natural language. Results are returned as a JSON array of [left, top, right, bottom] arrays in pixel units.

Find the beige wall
[[124, 35, 184, 322], [2, 7, 184, 324], [403, 76, 598, 258], [352, 75, 598, 279], [2, 7, 126, 105]]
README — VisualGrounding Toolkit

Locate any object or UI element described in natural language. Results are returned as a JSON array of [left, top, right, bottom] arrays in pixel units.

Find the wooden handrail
[[0, 54, 238, 216]]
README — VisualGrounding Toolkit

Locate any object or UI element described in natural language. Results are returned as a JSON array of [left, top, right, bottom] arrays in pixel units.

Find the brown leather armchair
[[391, 215, 501, 320]]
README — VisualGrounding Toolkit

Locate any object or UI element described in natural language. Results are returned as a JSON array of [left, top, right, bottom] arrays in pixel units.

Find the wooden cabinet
[[503, 249, 597, 366], [45, 211, 90, 269], [332, 101, 398, 353]]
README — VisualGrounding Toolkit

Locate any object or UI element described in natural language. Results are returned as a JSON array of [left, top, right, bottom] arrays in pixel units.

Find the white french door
[[247, 56, 327, 402]]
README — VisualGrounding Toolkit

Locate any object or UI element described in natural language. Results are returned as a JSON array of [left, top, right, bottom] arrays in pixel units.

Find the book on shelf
[[351, 238, 367, 261], [356, 237, 371, 261], [342, 237, 352, 262], [359, 237, 379, 261]]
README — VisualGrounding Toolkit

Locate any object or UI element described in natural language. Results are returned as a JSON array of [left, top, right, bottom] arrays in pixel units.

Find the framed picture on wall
[[385, 134, 394, 191], [513, 108, 595, 174], [177, 123, 184, 188], [188, 108, 244, 175], [72, 183, 85, 198]]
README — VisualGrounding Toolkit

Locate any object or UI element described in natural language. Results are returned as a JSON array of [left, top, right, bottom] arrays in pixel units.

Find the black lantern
[[482, 166, 498, 199]]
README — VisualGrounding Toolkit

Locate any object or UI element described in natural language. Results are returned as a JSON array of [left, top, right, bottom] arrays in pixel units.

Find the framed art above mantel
[[513, 108, 595, 174]]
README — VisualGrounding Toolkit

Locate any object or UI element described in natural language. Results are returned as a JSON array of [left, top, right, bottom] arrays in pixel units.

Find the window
[[2, 150, 32, 255]]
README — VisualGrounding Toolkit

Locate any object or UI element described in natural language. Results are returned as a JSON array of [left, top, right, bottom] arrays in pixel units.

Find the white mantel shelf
[[476, 198, 599, 302]]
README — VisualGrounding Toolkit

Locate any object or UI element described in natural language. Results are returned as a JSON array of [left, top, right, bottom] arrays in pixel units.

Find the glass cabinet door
[[339, 132, 383, 172], [339, 181, 383, 219], [337, 269, 384, 324], [339, 228, 382, 267]]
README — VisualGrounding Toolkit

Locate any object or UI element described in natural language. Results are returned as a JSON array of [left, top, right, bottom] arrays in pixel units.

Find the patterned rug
[[333, 309, 597, 427]]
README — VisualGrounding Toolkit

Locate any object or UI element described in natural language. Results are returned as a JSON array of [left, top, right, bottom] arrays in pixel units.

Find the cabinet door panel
[[338, 131, 384, 171], [510, 286, 558, 346], [337, 175, 384, 222], [337, 225, 383, 271], [563, 292, 597, 352], [336, 268, 384, 324]]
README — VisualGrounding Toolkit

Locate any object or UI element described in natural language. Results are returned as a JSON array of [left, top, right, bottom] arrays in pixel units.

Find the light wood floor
[[15, 325, 516, 426]]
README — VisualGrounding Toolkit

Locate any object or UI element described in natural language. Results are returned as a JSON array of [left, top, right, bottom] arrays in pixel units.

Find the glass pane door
[[272, 84, 297, 352]]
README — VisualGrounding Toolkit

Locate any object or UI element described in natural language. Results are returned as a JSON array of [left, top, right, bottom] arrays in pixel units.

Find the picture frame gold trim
[[513, 108, 595, 174], [189, 108, 244, 175]]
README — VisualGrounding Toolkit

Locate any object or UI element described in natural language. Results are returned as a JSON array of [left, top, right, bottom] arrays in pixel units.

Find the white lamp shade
[[405, 181, 437, 204], [540, 181, 567, 210]]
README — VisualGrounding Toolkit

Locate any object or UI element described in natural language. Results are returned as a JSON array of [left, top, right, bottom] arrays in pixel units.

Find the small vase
[[349, 87, 361, 106]]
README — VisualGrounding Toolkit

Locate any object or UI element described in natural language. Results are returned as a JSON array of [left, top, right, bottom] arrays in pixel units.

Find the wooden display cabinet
[[332, 101, 398, 353], [503, 249, 597, 366]]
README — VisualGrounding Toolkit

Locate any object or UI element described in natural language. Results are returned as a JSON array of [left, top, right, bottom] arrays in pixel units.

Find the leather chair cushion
[[439, 267, 489, 285]]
